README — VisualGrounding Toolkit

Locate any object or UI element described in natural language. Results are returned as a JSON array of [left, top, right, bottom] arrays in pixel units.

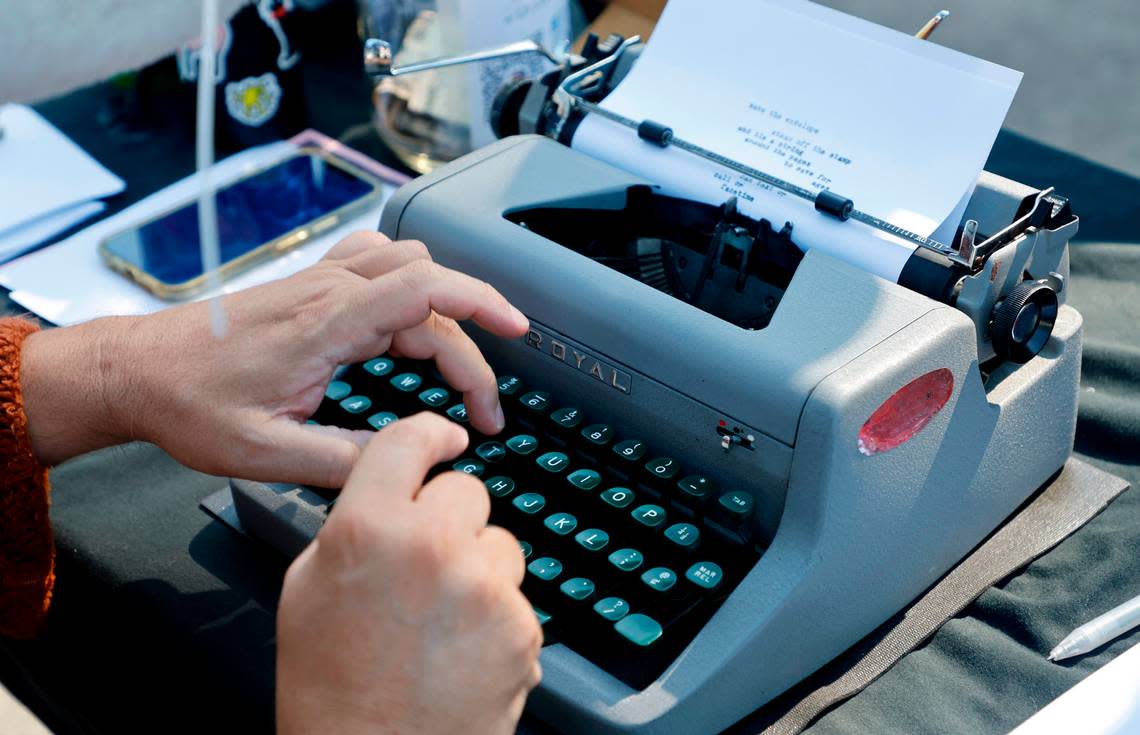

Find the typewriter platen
[[231, 34, 1082, 735]]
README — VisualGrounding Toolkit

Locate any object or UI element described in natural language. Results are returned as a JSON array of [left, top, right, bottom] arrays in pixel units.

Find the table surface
[[2, 7, 1139, 734]]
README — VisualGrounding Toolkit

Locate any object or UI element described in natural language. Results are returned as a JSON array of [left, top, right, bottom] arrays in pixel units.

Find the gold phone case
[[98, 147, 385, 300]]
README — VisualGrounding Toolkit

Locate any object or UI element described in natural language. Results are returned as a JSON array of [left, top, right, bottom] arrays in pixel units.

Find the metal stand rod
[[364, 38, 575, 79]]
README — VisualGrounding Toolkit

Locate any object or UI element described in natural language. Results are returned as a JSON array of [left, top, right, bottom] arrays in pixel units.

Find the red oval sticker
[[857, 368, 954, 456]]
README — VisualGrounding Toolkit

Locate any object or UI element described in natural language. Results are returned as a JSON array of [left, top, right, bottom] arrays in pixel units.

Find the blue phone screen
[[103, 153, 375, 285]]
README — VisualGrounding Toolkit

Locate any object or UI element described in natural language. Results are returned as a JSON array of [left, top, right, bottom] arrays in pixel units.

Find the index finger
[[355, 260, 529, 340], [337, 412, 469, 511]]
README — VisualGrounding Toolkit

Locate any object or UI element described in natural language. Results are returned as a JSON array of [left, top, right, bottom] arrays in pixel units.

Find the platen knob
[[363, 39, 393, 79], [991, 279, 1059, 363]]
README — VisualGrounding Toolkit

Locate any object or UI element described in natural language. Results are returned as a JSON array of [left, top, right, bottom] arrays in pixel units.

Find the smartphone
[[99, 147, 385, 299]]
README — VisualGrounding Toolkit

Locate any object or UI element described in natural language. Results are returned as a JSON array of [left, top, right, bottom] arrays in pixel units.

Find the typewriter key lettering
[[453, 459, 484, 476], [575, 528, 610, 551], [560, 577, 595, 601], [506, 434, 538, 455], [485, 476, 515, 498], [527, 557, 563, 582], [601, 487, 635, 509], [513, 493, 546, 514], [362, 357, 394, 377], [339, 396, 371, 414], [366, 412, 398, 430], [594, 597, 629, 622], [544, 512, 579, 535]]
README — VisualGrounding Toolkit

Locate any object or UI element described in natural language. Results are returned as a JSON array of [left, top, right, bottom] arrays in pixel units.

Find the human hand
[[276, 412, 542, 735], [20, 231, 528, 485]]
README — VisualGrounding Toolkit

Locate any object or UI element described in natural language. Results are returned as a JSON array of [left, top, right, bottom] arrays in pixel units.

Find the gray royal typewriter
[[229, 30, 1082, 735]]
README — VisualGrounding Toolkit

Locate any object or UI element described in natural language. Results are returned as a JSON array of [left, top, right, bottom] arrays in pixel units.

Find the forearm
[[1, 0, 246, 104], [20, 316, 138, 466]]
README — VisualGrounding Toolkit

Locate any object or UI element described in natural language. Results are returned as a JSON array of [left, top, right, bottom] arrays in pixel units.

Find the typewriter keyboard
[[311, 356, 765, 689]]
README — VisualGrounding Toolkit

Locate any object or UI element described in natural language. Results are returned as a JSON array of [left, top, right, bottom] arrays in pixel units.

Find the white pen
[[1049, 591, 1140, 661]]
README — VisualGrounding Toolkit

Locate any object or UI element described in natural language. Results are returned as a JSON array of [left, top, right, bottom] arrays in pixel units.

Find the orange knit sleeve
[[0, 318, 54, 639]]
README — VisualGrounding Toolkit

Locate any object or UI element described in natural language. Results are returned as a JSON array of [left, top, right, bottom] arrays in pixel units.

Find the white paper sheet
[[571, 0, 1021, 281], [0, 104, 125, 234], [0, 199, 105, 263], [0, 142, 394, 326], [1008, 641, 1140, 735]]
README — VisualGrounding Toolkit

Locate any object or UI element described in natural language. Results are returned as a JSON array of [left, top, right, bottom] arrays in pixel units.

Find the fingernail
[[494, 403, 506, 432], [510, 304, 528, 329]]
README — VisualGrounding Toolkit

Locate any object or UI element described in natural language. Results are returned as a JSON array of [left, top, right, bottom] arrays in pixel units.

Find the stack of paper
[[571, 0, 1022, 281], [0, 104, 125, 262]]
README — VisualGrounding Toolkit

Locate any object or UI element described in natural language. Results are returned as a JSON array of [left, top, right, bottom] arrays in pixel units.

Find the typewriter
[[228, 30, 1082, 735]]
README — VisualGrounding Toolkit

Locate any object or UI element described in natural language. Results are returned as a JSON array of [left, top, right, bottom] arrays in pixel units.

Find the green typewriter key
[[593, 596, 629, 622], [367, 412, 398, 430], [676, 475, 714, 502], [580, 423, 614, 447], [664, 523, 700, 549], [644, 457, 679, 481], [612, 439, 647, 463], [519, 390, 551, 413], [497, 376, 523, 397], [685, 562, 724, 590], [544, 512, 578, 536], [363, 357, 395, 377], [608, 548, 644, 573], [640, 567, 677, 592], [418, 387, 450, 408], [614, 613, 663, 647], [484, 476, 516, 498], [527, 557, 562, 582], [519, 541, 533, 560], [512, 493, 546, 515], [559, 577, 595, 601], [718, 490, 755, 517], [339, 395, 372, 414], [533, 606, 552, 626], [475, 442, 507, 463], [600, 487, 636, 509], [452, 458, 485, 477], [574, 528, 609, 552], [550, 407, 584, 430], [445, 404, 468, 423], [389, 373, 422, 392], [567, 469, 602, 491], [631, 504, 667, 529], [535, 451, 569, 474], [325, 380, 352, 401], [505, 434, 539, 456]]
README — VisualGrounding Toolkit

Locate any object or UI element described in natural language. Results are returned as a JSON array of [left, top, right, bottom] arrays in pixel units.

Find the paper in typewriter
[[571, 0, 1022, 281]]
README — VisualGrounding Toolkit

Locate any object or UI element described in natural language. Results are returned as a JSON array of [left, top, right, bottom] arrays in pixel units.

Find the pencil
[[915, 10, 950, 40]]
